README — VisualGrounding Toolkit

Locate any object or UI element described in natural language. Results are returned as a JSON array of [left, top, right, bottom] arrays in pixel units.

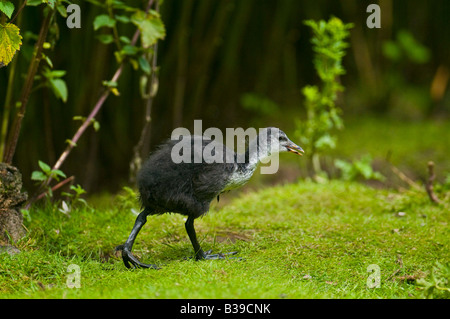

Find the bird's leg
[[185, 216, 238, 260], [185, 216, 206, 259], [116, 210, 159, 269]]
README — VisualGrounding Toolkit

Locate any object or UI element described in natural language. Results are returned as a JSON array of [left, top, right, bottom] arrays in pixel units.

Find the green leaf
[[382, 41, 402, 61], [110, 0, 134, 11], [138, 55, 151, 75], [354, 158, 373, 179], [73, 115, 85, 121], [131, 10, 165, 48], [50, 70, 66, 78], [49, 78, 68, 102], [51, 169, 67, 179], [93, 14, 116, 30], [102, 80, 117, 88], [26, 0, 45, 6], [119, 36, 131, 44], [93, 120, 100, 132], [397, 31, 430, 64], [115, 15, 130, 24], [96, 34, 114, 44], [70, 184, 86, 196], [43, 67, 66, 79], [38, 160, 51, 174], [0, 0, 14, 19], [66, 139, 77, 147], [0, 23, 22, 67], [57, 3, 67, 18], [42, 53, 53, 68], [27, 0, 54, 7], [46, 0, 56, 9], [314, 134, 336, 150], [121, 44, 138, 56], [31, 171, 47, 182]]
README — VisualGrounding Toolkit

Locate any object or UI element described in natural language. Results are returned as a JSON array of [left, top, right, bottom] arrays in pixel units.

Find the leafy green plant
[[62, 184, 88, 206], [115, 186, 139, 213], [295, 17, 352, 176], [1, 0, 75, 164], [0, 0, 166, 206], [58, 184, 89, 216], [334, 155, 385, 182], [417, 262, 450, 299], [40, 67, 68, 102], [31, 160, 67, 197], [42, 0, 166, 192], [91, 0, 165, 78]]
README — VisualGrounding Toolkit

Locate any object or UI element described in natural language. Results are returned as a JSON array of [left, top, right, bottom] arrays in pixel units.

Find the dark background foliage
[[1, 0, 449, 193]]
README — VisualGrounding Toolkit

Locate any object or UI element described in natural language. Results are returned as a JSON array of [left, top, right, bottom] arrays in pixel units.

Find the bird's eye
[[279, 135, 287, 142]]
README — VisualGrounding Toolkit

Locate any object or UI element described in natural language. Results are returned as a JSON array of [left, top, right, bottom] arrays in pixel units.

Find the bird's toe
[[199, 251, 240, 260], [119, 246, 160, 269]]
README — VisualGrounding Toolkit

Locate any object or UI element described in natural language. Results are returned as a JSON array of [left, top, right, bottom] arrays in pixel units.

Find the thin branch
[[426, 161, 440, 204], [31, 176, 75, 205], [50, 65, 124, 176], [391, 165, 422, 191], [130, 38, 159, 181], [33, 0, 155, 193], [10, 0, 27, 24], [3, 8, 54, 163]]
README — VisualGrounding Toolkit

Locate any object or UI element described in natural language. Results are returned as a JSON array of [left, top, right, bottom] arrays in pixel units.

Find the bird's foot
[[196, 249, 240, 261], [115, 244, 160, 269]]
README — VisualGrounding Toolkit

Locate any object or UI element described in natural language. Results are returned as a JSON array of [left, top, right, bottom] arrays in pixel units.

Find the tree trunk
[[0, 163, 27, 246]]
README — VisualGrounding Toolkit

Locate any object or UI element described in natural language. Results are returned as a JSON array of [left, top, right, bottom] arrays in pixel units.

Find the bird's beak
[[286, 142, 304, 156]]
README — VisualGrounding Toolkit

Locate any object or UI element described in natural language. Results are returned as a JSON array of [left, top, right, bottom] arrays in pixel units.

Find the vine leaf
[[0, 23, 22, 67], [49, 78, 68, 102], [93, 14, 116, 30], [131, 10, 165, 48], [0, 0, 14, 19]]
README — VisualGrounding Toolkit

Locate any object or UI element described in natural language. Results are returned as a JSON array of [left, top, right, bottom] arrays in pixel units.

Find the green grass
[[247, 116, 450, 192], [331, 116, 450, 179], [1, 180, 448, 299]]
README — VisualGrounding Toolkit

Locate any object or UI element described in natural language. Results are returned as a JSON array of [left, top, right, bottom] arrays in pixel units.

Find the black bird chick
[[116, 127, 304, 269]]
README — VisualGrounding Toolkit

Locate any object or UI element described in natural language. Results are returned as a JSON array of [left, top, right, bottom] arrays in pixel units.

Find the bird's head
[[260, 127, 304, 156]]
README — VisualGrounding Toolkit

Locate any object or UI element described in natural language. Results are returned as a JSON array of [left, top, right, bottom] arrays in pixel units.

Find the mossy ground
[[1, 117, 449, 299], [0, 180, 448, 299]]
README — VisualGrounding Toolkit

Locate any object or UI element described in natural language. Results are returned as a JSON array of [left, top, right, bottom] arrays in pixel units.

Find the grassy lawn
[[1, 180, 448, 299], [1, 116, 449, 299]]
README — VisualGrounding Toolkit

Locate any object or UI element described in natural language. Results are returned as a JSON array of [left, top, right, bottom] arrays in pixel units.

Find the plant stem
[[426, 161, 440, 204], [50, 65, 124, 176], [3, 9, 54, 164], [10, 0, 27, 24], [130, 1, 161, 180], [130, 42, 158, 181], [107, 1, 122, 51], [26, 176, 75, 209], [39, 0, 155, 190], [0, 48, 18, 160]]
